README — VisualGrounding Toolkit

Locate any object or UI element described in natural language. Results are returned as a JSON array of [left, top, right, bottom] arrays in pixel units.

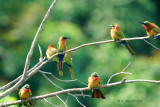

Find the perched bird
[[57, 36, 71, 76], [109, 24, 135, 55], [88, 72, 105, 99], [46, 44, 63, 76], [46, 44, 59, 63], [63, 47, 75, 80], [140, 21, 160, 40], [19, 84, 32, 106]]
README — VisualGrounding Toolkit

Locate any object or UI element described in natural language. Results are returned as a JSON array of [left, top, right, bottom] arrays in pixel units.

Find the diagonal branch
[[56, 95, 67, 107], [0, 0, 59, 99], [144, 39, 160, 50]]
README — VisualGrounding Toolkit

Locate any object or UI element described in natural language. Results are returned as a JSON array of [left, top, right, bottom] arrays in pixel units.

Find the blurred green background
[[1, 0, 160, 106]]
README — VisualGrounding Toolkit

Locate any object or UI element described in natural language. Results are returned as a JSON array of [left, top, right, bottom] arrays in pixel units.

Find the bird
[[88, 72, 105, 99], [109, 24, 135, 55], [18, 84, 32, 107], [140, 21, 160, 40], [46, 44, 59, 63], [63, 47, 75, 80], [46, 44, 64, 76], [57, 36, 71, 76]]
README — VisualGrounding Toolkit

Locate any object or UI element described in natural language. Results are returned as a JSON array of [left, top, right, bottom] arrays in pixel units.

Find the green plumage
[[116, 31, 125, 38], [63, 50, 75, 80], [153, 27, 160, 33]]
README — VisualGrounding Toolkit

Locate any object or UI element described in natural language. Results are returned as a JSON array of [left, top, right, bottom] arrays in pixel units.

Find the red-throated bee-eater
[[140, 21, 160, 40], [46, 44, 64, 76], [57, 36, 71, 75], [19, 84, 32, 106], [46, 44, 59, 63], [63, 47, 75, 80], [88, 72, 105, 99], [109, 24, 135, 55]]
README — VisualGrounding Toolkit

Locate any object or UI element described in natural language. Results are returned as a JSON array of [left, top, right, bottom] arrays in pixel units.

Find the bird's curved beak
[[109, 25, 115, 28], [139, 22, 145, 24], [64, 37, 71, 39]]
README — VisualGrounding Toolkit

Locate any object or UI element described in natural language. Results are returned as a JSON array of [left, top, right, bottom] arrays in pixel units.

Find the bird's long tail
[[69, 67, 75, 80], [120, 40, 135, 55], [57, 60, 63, 71], [92, 89, 105, 99], [59, 71, 63, 76], [57, 54, 64, 71]]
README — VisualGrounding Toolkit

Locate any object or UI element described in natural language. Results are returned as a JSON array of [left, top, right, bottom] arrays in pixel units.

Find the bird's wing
[[29, 90, 32, 97], [18, 89, 21, 96], [57, 42, 59, 50], [116, 31, 125, 38], [88, 77, 91, 83], [153, 27, 160, 33], [63, 52, 73, 67], [99, 77, 101, 85]]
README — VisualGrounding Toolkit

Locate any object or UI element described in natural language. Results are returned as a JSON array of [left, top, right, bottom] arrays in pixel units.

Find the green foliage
[[1, 0, 160, 107], [0, 91, 18, 107]]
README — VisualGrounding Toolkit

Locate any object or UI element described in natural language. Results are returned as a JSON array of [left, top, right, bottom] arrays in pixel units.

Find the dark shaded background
[[0, 0, 160, 106]]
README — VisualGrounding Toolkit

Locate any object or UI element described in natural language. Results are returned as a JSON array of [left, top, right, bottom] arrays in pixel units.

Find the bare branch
[[0, 35, 152, 99], [0, 36, 152, 99], [39, 70, 87, 86], [0, 0, 59, 99], [40, 70, 86, 107], [144, 39, 160, 50], [38, 45, 43, 62], [0, 60, 43, 92], [23, 0, 58, 74], [120, 78, 127, 84], [56, 95, 67, 107], [121, 62, 131, 72], [41, 71, 63, 90], [74, 94, 91, 98], [44, 94, 69, 107], [1, 79, 160, 106], [60, 36, 150, 55], [44, 98, 58, 107], [107, 62, 132, 84]]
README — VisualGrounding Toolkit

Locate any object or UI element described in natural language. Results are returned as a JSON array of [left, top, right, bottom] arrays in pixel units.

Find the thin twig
[[44, 98, 58, 107], [44, 94, 69, 107], [107, 62, 132, 84], [144, 39, 160, 50], [121, 62, 131, 72], [39, 70, 87, 86], [56, 95, 67, 107], [74, 94, 91, 98], [40, 70, 86, 107], [41, 72, 63, 90], [75, 97, 86, 107], [67, 93, 86, 107]]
